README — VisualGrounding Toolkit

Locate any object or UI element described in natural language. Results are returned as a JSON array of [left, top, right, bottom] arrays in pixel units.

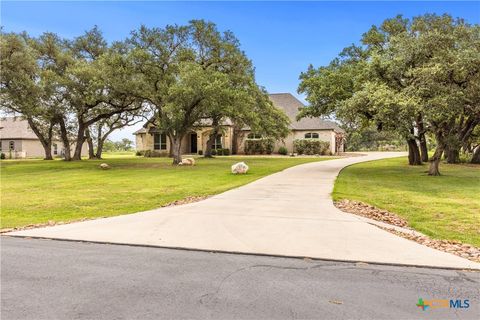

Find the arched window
[[304, 132, 319, 139], [247, 133, 262, 140]]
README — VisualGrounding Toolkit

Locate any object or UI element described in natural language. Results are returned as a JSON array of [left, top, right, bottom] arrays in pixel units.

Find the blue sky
[[2, 1, 479, 140]]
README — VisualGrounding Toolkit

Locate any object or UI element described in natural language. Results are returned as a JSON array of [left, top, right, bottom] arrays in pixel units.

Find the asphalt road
[[1, 237, 479, 320]]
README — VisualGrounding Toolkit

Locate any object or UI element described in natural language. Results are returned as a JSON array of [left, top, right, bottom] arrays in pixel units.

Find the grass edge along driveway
[[333, 157, 480, 247], [1, 156, 334, 229]]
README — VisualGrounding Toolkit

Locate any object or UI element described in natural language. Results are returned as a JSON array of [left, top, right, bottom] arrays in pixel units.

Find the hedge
[[144, 150, 169, 157], [293, 139, 331, 155], [245, 138, 274, 155]]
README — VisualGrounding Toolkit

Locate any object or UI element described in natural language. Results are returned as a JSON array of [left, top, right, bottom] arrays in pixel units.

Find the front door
[[190, 133, 198, 153]]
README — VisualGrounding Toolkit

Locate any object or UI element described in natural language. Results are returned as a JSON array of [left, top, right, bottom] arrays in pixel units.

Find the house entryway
[[190, 133, 198, 153]]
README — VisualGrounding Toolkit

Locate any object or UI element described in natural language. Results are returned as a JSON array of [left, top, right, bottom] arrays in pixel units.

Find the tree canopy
[[1, 21, 289, 163], [121, 20, 289, 163], [298, 14, 480, 175]]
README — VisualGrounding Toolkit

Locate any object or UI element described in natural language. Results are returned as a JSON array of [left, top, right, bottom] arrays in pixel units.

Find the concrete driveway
[[7, 152, 480, 269]]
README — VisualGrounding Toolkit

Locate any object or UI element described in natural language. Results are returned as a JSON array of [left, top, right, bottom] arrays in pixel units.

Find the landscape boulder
[[180, 158, 196, 166], [231, 162, 249, 174], [99, 163, 110, 170]]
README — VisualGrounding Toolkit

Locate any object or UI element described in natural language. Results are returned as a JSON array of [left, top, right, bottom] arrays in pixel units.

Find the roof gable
[[0, 117, 39, 140], [268, 93, 343, 132]]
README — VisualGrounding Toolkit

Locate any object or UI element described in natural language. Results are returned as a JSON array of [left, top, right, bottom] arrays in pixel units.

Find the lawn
[[0, 155, 334, 229], [333, 157, 480, 246]]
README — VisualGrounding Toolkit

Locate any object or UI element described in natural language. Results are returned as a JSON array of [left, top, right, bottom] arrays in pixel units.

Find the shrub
[[320, 142, 331, 155], [198, 150, 203, 156], [222, 148, 230, 156], [244, 138, 275, 155], [211, 149, 217, 156], [264, 139, 274, 154], [135, 150, 145, 156], [0, 153, 5, 160], [278, 146, 288, 155], [293, 139, 330, 155], [144, 150, 168, 157]]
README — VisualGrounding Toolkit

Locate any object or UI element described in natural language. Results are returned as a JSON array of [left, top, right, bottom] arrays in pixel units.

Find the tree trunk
[[204, 129, 218, 158], [171, 135, 183, 165], [85, 128, 96, 159], [446, 147, 460, 164], [232, 130, 238, 155], [43, 144, 53, 160], [407, 139, 422, 165], [471, 146, 480, 164], [416, 115, 429, 163], [95, 138, 105, 159], [167, 135, 173, 157], [26, 118, 53, 160], [72, 123, 86, 161], [428, 145, 444, 176], [419, 133, 429, 163], [58, 117, 72, 161], [204, 118, 219, 158]]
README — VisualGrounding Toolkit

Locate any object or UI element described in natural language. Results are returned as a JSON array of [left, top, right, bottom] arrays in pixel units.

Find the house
[[0, 117, 87, 159], [134, 93, 345, 155]]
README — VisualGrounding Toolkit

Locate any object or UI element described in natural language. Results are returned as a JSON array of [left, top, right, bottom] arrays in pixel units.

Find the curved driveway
[[7, 152, 479, 269]]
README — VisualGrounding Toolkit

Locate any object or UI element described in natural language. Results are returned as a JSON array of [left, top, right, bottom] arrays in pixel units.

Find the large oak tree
[[123, 20, 289, 164], [298, 14, 480, 175]]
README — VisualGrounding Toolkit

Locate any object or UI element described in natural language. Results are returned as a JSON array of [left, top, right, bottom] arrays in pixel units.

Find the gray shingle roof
[[133, 93, 344, 134], [269, 93, 344, 132], [0, 117, 39, 140]]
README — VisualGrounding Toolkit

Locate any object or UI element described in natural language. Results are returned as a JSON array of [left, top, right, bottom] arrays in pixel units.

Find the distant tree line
[[102, 138, 134, 153], [298, 14, 480, 175], [0, 20, 289, 164]]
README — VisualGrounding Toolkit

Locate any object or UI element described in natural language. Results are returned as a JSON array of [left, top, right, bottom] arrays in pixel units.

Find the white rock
[[99, 163, 110, 170], [181, 158, 195, 166], [231, 162, 249, 174]]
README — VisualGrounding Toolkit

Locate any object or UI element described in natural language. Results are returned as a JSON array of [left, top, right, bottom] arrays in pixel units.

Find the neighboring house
[[0, 117, 87, 159], [134, 93, 345, 155]]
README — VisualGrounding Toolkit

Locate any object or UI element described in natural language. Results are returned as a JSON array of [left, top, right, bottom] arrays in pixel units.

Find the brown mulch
[[335, 199, 480, 264], [0, 195, 210, 234]]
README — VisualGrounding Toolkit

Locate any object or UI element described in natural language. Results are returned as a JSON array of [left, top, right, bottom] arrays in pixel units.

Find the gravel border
[[334, 199, 480, 263]]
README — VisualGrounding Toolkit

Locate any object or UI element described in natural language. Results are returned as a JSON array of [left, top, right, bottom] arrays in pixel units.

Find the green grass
[[333, 157, 480, 246], [0, 155, 334, 229]]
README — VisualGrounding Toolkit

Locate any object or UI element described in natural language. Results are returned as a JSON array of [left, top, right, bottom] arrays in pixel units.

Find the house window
[[53, 143, 58, 155], [213, 135, 222, 150], [9, 141, 15, 151], [247, 133, 262, 140], [154, 133, 167, 150], [304, 132, 319, 139]]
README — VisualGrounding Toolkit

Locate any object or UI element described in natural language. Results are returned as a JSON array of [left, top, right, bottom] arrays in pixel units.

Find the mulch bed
[[334, 199, 480, 264]]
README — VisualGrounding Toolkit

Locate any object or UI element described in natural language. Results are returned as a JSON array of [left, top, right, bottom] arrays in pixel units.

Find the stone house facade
[[134, 93, 344, 155]]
